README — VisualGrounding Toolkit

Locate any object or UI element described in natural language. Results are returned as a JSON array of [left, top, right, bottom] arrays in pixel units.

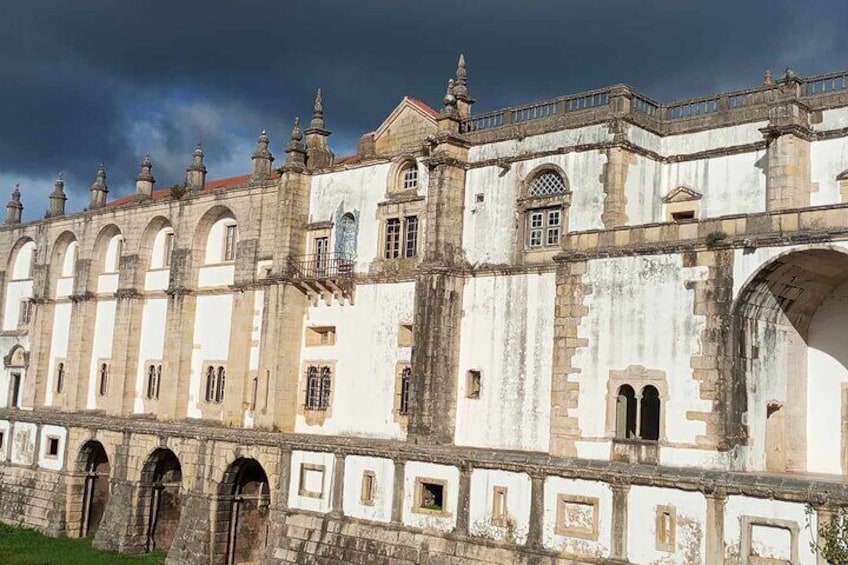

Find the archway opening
[[141, 448, 182, 552], [731, 248, 848, 474], [78, 441, 110, 537], [216, 458, 270, 565]]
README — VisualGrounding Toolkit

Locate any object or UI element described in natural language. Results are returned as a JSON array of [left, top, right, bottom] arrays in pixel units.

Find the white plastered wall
[[86, 299, 116, 409], [468, 468, 532, 544], [571, 255, 717, 467], [37, 424, 67, 471], [10, 421, 36, 466], [454, 273, 554, 452], [724, 496, 816, 565], [188, 294, 233, 418], [402, 461, 459, 533], [342, 455, 394, 523], [288, 450, 336, 514], [296, 282, 413, 439], [3, 240, 35, 331], [133, 297, 168, 413], [811, 136, 848, 206], [542, 477, 612, 558], [627, 486, 707, 564], [45, 302, 72, 407]]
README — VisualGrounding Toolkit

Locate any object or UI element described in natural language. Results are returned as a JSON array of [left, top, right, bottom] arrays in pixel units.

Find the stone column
[[526, 473, 546, 550], [610, 483, 629, 562], [454, 464, 472, 536], [705, 490, 726, 565], [222, 288, 254, 426], [109, 254, 144, 416], [331, 452, 345, 516], [93, 432, 134, 552], [167, 439, 214, 564], [391, 459, 405, 524]]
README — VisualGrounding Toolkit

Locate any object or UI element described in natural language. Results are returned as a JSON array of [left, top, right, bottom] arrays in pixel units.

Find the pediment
[[662, 186, 702, 204], [371, 97, 439, 156]]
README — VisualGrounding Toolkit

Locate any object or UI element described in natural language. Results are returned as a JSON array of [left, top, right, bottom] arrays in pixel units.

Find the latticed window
[[527, 208, 562, 248], [385, 219, 401, 259], [404, 216, 418, 258], [529, 171, 566, 197], [398, 367, 412, 415], [147, 364, 161, 400], [384, 216, 419, 259], [402, 165, 418, 190], [305, 366, 332, 410]]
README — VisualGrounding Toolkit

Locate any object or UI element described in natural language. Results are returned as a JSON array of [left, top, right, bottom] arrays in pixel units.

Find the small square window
[[492, 486, 508, 526], [671, 210, 695, 222], [0, 431, 5, 451], [555, 495, 599, 540], [398, 324, 414, 347], [466, 370, 481, 399], [306, 326, 336, 346], [415, 479, 447, 514], [475, 193, 485, 203], [361, 471, 376, 505], [46, 437, 60, 458], [298, 464, 325, 499], [530, 212, 544, 228]]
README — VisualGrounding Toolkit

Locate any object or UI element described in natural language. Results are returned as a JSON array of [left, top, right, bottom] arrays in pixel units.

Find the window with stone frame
[[18, 298, 32, 327], [396, 365, 412, 416], [98, 362, 109, 396], [163, 232, 175, 267], [614, 383, 662, 441], [204, 365, 226, 404], [223, 224, 238, 262], [401, 163, 418, 190], [384, 216, 419, 259], [305, 365, 332, 411], [519, 167, 571, 253], [146, 363, 162, 400], [55, 361, 65, 394]]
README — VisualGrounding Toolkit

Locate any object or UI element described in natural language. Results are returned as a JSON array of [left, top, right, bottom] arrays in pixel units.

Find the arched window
[[615, 385, 637, 439], [335, 212, 358, 260], [401, 163, 418, 190], [56, 362, 65, 394], [215, 367, 225, 404], [529, 171, 566, 197], [305, 365, 332, 410], [640, 385, 661, 441], [147, 364, 161, 400], [98, 363, 109, 396], [204, 366, 215, 403]]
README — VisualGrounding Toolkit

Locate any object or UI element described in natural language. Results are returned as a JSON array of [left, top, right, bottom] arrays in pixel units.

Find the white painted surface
[[455, 273, 554, 452], [468, 124, 612, 163], [542, 477, 612, 557], [468, 468, 531, 544], [61, 241, 77, 276], [296, 282, 413, 439], [87, 299, 117, 409], [188, 293, 233, 418], [287, 450, 336, 514], [133, 297, 168, 413], [661, 122, 767, 155], [571, 255, 711, 456], [243, 289, 265, 428], [724, 496, 815, 565], [198, 264, 235, 287], [150, 227, 174, 269], [627, 486, 706, 565], [103, 235, 123, 273], [0, 419, 9, 461], [97, 272, 118, 294], [45, 302, 72, 407], [204, 218, 236, 265], [10, 421, 36, 466], [2, 279, 32, 331], [9, 241, 35, 280], [811, 137, 848, 206], [144, 270, 169, 291], [402, 461, 459, 533], [342, 455, 394, 523], [814, 107, 848, 132], [37, 425, 67, 471]]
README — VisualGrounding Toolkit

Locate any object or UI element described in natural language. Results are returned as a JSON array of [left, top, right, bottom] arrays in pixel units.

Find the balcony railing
[[286, 252, 355, 303]]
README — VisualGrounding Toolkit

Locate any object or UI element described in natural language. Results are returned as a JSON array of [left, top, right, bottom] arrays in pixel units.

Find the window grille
[[305, 366, 332, 410], [529, 172, 566, 197], [56, 362, 65, 394], [384, 219, 402, 259], [399, 367, 411, 415], [527, 208, 562, 248], [404, 216, 418, 258], [223, 224, 237, 262], [402, 165, 418, 190], [384, 216, 419, 259]]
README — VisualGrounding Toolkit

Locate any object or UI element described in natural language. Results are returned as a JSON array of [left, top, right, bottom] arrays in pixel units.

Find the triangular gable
[[662, 186, 702, 204], [373, 97, 439, 140]]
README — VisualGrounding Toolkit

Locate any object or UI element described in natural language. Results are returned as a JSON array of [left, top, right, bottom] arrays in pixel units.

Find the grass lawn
[[0, 523, 166, 565]]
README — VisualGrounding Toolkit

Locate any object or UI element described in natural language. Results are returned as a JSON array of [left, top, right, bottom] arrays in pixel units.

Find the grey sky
[[1, 0, 845, 219]]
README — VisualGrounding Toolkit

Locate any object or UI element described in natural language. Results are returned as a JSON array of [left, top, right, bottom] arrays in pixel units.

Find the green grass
[[0, 523, 166, 565]]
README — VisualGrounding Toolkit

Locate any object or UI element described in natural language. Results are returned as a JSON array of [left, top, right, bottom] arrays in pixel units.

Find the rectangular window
[[203, 365, 225, 404], [404, 216, 418, 258], [397, 366, 412, 416], [415, 479, 447, 514], [163, 232, 174, 267], [655, 505, 676, 552], [18, 299, 32, 326], [305, 366, 332, 410], [526, 207, 562, 249], [46, 436, 60, 458], [223, 224, 237, 262], [384, 218, 401, 259], [298, 464, 325, 498], [466, 370, 482, 399], [146, 364, 161, 400], [492, 486, 508, 526], [403, 167, 418, 190], [361, 471, 376, 505], [9, 373, 21, 408], [98, 363, 109, 396], [313, 236, 329, 276], [306, 326, 336, 346], [671, 210, 696, 222]]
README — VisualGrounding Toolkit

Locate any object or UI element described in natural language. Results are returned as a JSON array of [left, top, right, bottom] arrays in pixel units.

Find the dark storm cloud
[[0, 0, 846, 218]]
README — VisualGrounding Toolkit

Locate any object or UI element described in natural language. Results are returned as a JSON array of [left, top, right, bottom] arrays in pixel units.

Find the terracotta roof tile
[[408, 97, 440, 119]]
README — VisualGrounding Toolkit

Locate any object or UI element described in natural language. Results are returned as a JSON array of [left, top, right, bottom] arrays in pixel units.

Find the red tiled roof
[[408, 97, 440, 119]]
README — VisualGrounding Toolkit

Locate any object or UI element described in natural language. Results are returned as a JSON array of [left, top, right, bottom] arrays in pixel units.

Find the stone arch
[[519, 163, 570, 199], [136, 216, 174, 281], [214, 457, 270, 565], [3, 344, 28, 369], [49, 231, 79, 298], [189, 205, 238, 283], [335, 211, 358, 259], [87, 224, 124, 290], [7, 237, 36, 280], [386, 154, 420, 196], [729, 246, 848, 474], [137, 448, 183, 552], [74, 440, 111, 538]]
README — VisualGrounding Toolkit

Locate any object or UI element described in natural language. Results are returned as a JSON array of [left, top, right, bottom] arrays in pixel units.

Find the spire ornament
[[47, 172, 67, 217], [89, 163, 108, 209], [185, 142, 207, 192], [310, 88, 325, 130], [135, 153, 155, 199], [251, 129, 275, 181], [285, 117, 307, 169], [6, 183, 23, 224]]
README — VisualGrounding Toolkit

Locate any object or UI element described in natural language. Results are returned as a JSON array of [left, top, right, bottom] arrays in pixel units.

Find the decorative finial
[[291, 117, 302, 141], [443, 78, 457, 108], [193, 142, 204, 159], [142, 153, 152, 168], [310, 88, 325, 130], [784, 67, 797, 80], [454, 53, 468, 98], [6, 183, 23, 224], [11, 183, 21, 201], [94, 163, 106, 184], [764, 69, 773, 86]]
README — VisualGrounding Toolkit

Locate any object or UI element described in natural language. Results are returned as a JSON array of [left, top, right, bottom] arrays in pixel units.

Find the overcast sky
[[1, 0, 846, 219]]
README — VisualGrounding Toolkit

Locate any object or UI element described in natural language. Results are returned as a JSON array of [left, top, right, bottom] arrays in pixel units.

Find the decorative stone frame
[[140, 359, 163, 414], [198, 360, 228, 421], [491, 485, 509, 527], [555, 494, 599, 541], [655, 505, 677, 552], [370, 194, 426, 276], [662, 186, 702, 222], [516, 164, 572, 263], [740, 516, 798, 565], [3, 346, 28, 369], [392, 362, 412, 426], [297, 463, 326, 499], [605, 365, 669, 442], [412, 477, 451, 517], [360, 470, 376, 506], [298, 360, 336, 426], [386, 155, 421, 199], [45, 435, 61, 459], [305, 221, 333, 256]]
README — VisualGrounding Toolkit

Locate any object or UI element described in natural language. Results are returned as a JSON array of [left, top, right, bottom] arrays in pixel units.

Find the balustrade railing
[[286, 253, 355, 281]]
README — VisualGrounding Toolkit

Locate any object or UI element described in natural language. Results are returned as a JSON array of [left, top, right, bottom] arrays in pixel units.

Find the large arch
[[135, 216, 174, 285], [214, 457, 270, 565], [75, 440, 111, 538], [49, 231, 78, 298], [729, 247, 848, 474], [138, 448, 182, 552], [190, 205, 238, 284], [88, 224, 124, 289], [6, 237, 36, 279]]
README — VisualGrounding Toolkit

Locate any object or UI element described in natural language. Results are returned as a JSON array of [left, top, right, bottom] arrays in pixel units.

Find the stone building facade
[[1, 59, 848, 564]]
